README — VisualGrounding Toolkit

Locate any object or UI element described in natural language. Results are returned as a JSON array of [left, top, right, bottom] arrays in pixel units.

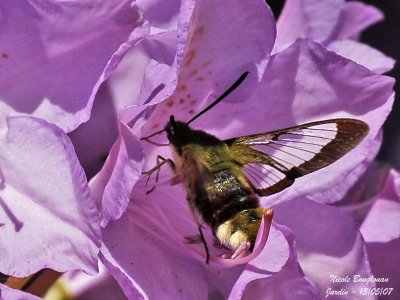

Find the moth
[[142, 72, 369, 263]]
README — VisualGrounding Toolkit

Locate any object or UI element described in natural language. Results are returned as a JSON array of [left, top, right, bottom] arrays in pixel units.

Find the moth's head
[[165, 115, 177, 140], [165, 115, 189, 146]]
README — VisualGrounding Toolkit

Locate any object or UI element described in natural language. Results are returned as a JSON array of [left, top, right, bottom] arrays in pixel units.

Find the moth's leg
[[186, 202, 210, 264], [142, 155, 175, 194], [197, 224, 210, 264], [180, 149, 211, 263]]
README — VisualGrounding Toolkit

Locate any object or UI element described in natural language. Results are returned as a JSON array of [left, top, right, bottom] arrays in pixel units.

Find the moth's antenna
[[141, 71, 249, 143], [186, 71, 249, 126], [140, 128, 169, 146], [141, 128, 165, 140], [140, 116, 174, 145]]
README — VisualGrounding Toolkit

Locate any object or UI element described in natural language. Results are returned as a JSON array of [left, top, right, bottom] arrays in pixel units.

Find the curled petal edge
[[186, 209, 274, 268]]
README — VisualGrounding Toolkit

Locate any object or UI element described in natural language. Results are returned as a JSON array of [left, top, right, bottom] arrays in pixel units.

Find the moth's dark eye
[[166, 124, 174, 139], [166, 115, 177, 139], [168, 126, 174, 137]]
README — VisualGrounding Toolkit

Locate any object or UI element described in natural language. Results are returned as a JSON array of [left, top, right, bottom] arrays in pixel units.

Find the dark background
[[269, 1, 400, 169], [361, 1, 400, 169]]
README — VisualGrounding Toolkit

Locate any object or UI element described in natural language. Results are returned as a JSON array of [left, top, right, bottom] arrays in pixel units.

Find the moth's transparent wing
[[225, 119, 369, 196]]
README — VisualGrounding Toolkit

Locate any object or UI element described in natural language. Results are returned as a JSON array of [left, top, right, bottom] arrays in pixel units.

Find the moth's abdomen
[[203, 169, 263, 250], [206, 169, 259, 228]]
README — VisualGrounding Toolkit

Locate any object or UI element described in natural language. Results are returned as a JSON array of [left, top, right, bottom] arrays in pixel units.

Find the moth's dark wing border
[[225, 119, 369, 196]]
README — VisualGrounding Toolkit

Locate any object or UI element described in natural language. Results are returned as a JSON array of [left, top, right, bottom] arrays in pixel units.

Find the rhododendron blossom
[[0, 0, 398, 299], [96, 0, 395, 299]]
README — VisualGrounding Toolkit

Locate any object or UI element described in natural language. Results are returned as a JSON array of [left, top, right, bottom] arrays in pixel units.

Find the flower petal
[[328, 39, 395, 74], [274, 0, 343, 52], [337, 1, 384, 39], [0, 284, 41, 300], [352, 169, 400, 299], [230, 224, 319, 300], [169, 0, 275, 110], [69, 46, 150, 180], [140, 0, 277, 146], [0, 117, 101, 276], [274, 198, 375, 296], [101, 179, 292, 299], [137, 0, 180, 33], [68, 85, 120, 180], [105, 47, 151, 111], [360, 170, 400, 243], [364, 239, 400, 299], [0, 0, 148, 132], [141, 31, 177, 65], [135, 61, 179, 107], [359, 170, 400, 296], [100, 182, 241, 299], [274, 0, 384, 53], [90, 120, 145, 227]]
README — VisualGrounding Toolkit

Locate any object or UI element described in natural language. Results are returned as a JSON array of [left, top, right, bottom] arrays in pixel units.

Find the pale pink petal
[[359, 170, 400, 299], [328, 39, 395, 74], [100, 203, 240, 299], [69, 47, 150, 179], [112, 61, 179, 212], [0, 117, 100, 276], [140, 0, 276, 144], [100, 183, 236, 299], [120, 60, 179, 146], [141, 31, 177, 65], [69, 85, 120, 180], [100, 180, 290, 299], [135, 61, 179, 107], [360, 170, 400, 243], [137, 0, 180, 33], [337, 1, 384, 39], [176, 0, 275, 100], [175, 0, 195, 68], [274, 0, 343, 53], [365, 239, 400, 300], [0, 0, 148, 132], [230, 224, 319, 300], [274, 0, 385, 55], [89, 120, 145, 227], [118, 59, 179, 126], [337, 160, 391, 217], [105, 47, 151, 111], [274, 199, 375, 296]]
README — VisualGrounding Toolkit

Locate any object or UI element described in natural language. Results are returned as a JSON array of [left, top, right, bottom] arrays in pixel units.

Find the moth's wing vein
[[225, 118, 369, 196]]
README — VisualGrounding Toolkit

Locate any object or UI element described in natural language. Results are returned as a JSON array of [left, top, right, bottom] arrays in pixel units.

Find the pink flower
[[94, 0, 395, 299], [0, 0, 396, 299]]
